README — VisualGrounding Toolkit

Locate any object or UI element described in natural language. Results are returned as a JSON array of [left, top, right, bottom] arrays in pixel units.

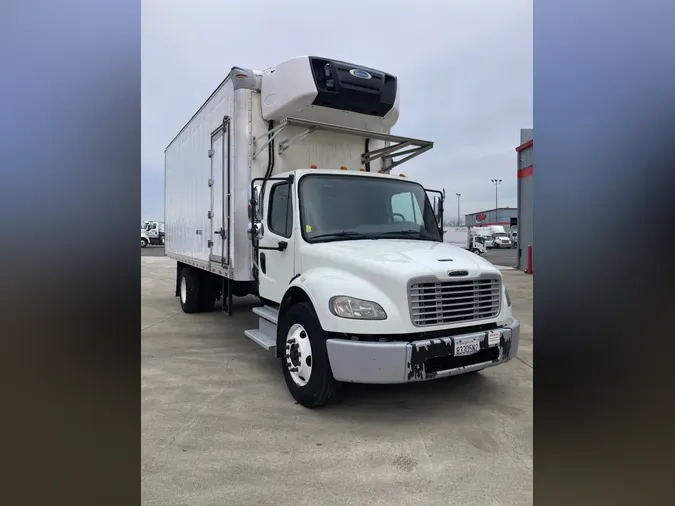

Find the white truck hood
[[302, 239, 499, 281], [297, 239, 508, 335]]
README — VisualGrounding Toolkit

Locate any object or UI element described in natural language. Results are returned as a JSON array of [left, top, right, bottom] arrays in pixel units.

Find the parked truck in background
[[491, 230, 513, 249], [164, 56, 520, 408], [471, 226, 495, 248], [141, 220, 165, 247], [471, 225, 512, 249], [509, 226, 518, 247], [444, 226, 487, 255]]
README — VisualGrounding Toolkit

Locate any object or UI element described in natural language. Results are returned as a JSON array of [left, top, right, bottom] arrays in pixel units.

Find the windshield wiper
[[376, 230, 436, 240], [310, 231, 378, 241]]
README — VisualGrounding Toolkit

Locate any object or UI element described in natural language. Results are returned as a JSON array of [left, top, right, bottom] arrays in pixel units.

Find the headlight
[[329, 296, 387, 320], [505, 288, 512, 307]]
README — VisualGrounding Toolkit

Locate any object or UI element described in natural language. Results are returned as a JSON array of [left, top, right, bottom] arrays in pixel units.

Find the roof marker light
[[309, 164, 317, 169], [399, 173, 406, 178], [339, 166, 348, 171]]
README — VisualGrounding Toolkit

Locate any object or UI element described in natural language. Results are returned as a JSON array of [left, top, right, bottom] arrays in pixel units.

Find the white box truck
[[444, 226, 487, 255], [164, 56, 520, 408], [141, 220, 165, 247]]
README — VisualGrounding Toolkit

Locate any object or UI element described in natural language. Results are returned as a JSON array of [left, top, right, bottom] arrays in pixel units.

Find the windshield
[[299, 174, 442, 243]]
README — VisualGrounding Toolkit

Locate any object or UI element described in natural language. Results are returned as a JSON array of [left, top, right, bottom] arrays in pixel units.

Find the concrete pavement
[[142, 256, 533, 505]]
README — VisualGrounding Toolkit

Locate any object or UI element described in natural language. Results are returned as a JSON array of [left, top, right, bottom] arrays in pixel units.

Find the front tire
[[179, 267, 201, 314], [141, 238, 148, 248], [279, 302, 342, 408]]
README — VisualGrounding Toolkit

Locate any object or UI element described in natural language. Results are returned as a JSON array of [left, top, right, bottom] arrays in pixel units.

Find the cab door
[[256, 180, 296, 303]]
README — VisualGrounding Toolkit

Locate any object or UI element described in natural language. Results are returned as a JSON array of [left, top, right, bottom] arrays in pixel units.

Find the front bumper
[[325, 319, 520, 384]]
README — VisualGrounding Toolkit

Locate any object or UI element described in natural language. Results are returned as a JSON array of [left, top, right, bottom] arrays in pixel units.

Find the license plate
[[454, 335, 481, 357]]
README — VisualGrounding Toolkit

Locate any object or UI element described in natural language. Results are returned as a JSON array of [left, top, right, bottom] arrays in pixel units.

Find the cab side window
[[390, 192, 424, 224], [268, 182, 293, 238]]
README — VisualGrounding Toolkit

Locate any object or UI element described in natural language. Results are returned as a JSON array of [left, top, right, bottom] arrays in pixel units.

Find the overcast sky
[[142, 0, 532, 221]]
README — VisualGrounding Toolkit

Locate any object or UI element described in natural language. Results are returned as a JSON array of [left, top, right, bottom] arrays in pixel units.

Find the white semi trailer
[[164, 56, 520, 408]]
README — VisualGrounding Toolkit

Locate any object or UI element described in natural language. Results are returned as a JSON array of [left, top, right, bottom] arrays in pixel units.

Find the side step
[[252, 305, 279, 324], [244, 329, 276, 350], [244, 305, 279, 352]]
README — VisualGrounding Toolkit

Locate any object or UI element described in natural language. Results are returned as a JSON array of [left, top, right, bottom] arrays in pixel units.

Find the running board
[[252, 305, 279, 324], [244, 329, 276, 351], [244, 305, 279, 351]]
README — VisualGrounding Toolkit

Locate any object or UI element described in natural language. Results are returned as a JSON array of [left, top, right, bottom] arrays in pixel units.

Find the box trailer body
[[443, 226, 470, 248], [164, 56, 520, 408]]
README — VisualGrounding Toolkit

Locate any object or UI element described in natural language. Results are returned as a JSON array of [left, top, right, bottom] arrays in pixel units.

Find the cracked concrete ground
[[142, 256, 533, 505]]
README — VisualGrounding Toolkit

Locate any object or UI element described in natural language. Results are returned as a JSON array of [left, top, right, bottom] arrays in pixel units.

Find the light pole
[[456, 193, 461, 225], [490, 179, 502, 224]]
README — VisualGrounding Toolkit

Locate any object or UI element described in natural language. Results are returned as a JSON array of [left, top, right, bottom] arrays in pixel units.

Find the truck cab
[[141, 221, 165, 247], [493, 232, 513, 249], [249, 168, 520, 407]]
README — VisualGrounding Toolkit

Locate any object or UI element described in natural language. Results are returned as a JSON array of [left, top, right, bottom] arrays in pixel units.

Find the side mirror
[[247, 221, 264, 240], [432, 196, 444, 225]]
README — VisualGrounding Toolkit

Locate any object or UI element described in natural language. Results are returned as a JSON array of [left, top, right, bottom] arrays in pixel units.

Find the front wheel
[[141, 238, 148, 248], [279, 302, 342, 408]]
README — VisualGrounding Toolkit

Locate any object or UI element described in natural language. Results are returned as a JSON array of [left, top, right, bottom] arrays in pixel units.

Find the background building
[[465, 207, 518, 227], [516, 128, 533, 272]]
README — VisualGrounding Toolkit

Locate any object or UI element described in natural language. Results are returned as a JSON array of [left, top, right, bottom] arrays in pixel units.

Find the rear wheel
[[279, 302, 342, 408], [179, 267, 201, 314]]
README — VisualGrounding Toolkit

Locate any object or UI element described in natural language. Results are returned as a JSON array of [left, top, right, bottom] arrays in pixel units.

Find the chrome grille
[[408, 276, 501, 327]]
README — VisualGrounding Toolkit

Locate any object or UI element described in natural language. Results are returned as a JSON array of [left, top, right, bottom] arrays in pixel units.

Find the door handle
[[214, 228, 225, 237], [257, 240, 288, 252]]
